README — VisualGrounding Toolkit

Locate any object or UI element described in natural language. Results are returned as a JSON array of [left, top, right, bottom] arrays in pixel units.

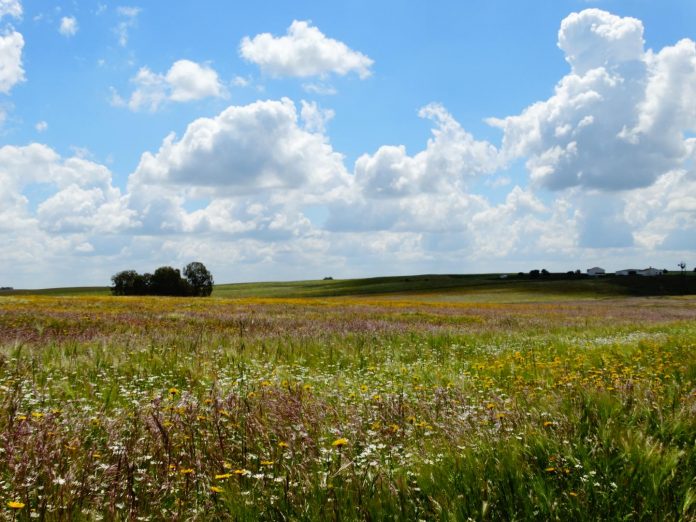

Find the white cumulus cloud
[[0, 30, 24, 93], [0, 0, 21, 19], [131, 98, 347, 194], [0, 143, 136, 235], [558, 9, 644, 75], [624, 168, 696, 250], [355, 104, 499, 198], [240, 20, 373, 79], [166, 59, 224, 102], [489, 8, 696, 192], [59, 16, 78, 37], [113, 59, 224, 112]]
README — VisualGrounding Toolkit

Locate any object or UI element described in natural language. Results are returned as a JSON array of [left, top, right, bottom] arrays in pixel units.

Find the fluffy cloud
[[624, 168, 696, 250], [468, 187, 576, 258], [125, 98, 349, 238], [558, 9, 644, 75], [37, 184, 133, 234], [0, 143, 111, 192], [131, 98, 348, 195], [166, 60, 224, 102], [0, 30, 24, 93], [0, 0, 21, 19], [0, 142, 141, 287], [59, 16, 78, 37], [299, 100, 334, 134], [355, 104, 498, 198], [113, 59, 224, 111], [630, 39, 696, 149], [490, 9, 696, 192], [0, 143, 136, 235], [240, 20, 373, 79], [178, 199, 315, 240]]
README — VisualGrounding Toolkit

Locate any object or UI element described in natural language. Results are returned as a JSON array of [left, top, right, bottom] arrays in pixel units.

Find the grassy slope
[[212, 273, 696, 300], [2, 273, 695, 301], [0, 286, 111, 297]]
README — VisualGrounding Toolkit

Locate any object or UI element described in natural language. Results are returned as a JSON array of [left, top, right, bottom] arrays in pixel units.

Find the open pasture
[[0, 294, 695, 520]]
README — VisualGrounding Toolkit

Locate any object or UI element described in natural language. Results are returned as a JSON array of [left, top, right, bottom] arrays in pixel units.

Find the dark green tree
[[183, 262, 214, 296], [111, 270, 148, 295], [150, 266, 191, 296], [110, 263, 213, 296]]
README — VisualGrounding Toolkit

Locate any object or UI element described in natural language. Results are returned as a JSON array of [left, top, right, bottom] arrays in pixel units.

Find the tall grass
[[0, 295, 694, 520]]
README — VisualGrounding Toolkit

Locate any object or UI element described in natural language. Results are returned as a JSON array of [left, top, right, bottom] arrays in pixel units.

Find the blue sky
[[1, 1, 696, 287]]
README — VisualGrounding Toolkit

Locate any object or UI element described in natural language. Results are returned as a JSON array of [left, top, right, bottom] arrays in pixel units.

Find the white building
[[616, 267, 662, 276], [587, 267, 605, 276], [616, 269, 636, 276]]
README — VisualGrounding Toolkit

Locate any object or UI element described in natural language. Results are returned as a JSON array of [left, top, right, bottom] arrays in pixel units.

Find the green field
[[5, 272, 696, 301], [0, 281, 695, 520]]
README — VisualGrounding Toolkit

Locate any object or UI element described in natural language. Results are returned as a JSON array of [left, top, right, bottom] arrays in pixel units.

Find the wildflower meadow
[[0, 294, 694, 520]]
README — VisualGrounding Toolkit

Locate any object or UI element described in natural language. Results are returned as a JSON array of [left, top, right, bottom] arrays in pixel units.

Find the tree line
[[111, 262, 214, 297]]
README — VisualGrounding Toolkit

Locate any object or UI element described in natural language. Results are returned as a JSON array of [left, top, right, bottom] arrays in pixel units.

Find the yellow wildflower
[[332, 438, 349, 448], [179, 468, 194, 475], [210, 486, 223, 493], [168, 387, 179, 396], [215, 473, 232, 480], [7, 501, 25, 509]]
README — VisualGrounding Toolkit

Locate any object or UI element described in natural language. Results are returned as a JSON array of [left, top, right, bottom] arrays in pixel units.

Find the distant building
[[616, 267, 661, 277], [587, 267, 605, 276]]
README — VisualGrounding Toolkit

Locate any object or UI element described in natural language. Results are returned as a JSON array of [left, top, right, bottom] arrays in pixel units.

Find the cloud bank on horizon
[[0, 3, 695, 287]]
